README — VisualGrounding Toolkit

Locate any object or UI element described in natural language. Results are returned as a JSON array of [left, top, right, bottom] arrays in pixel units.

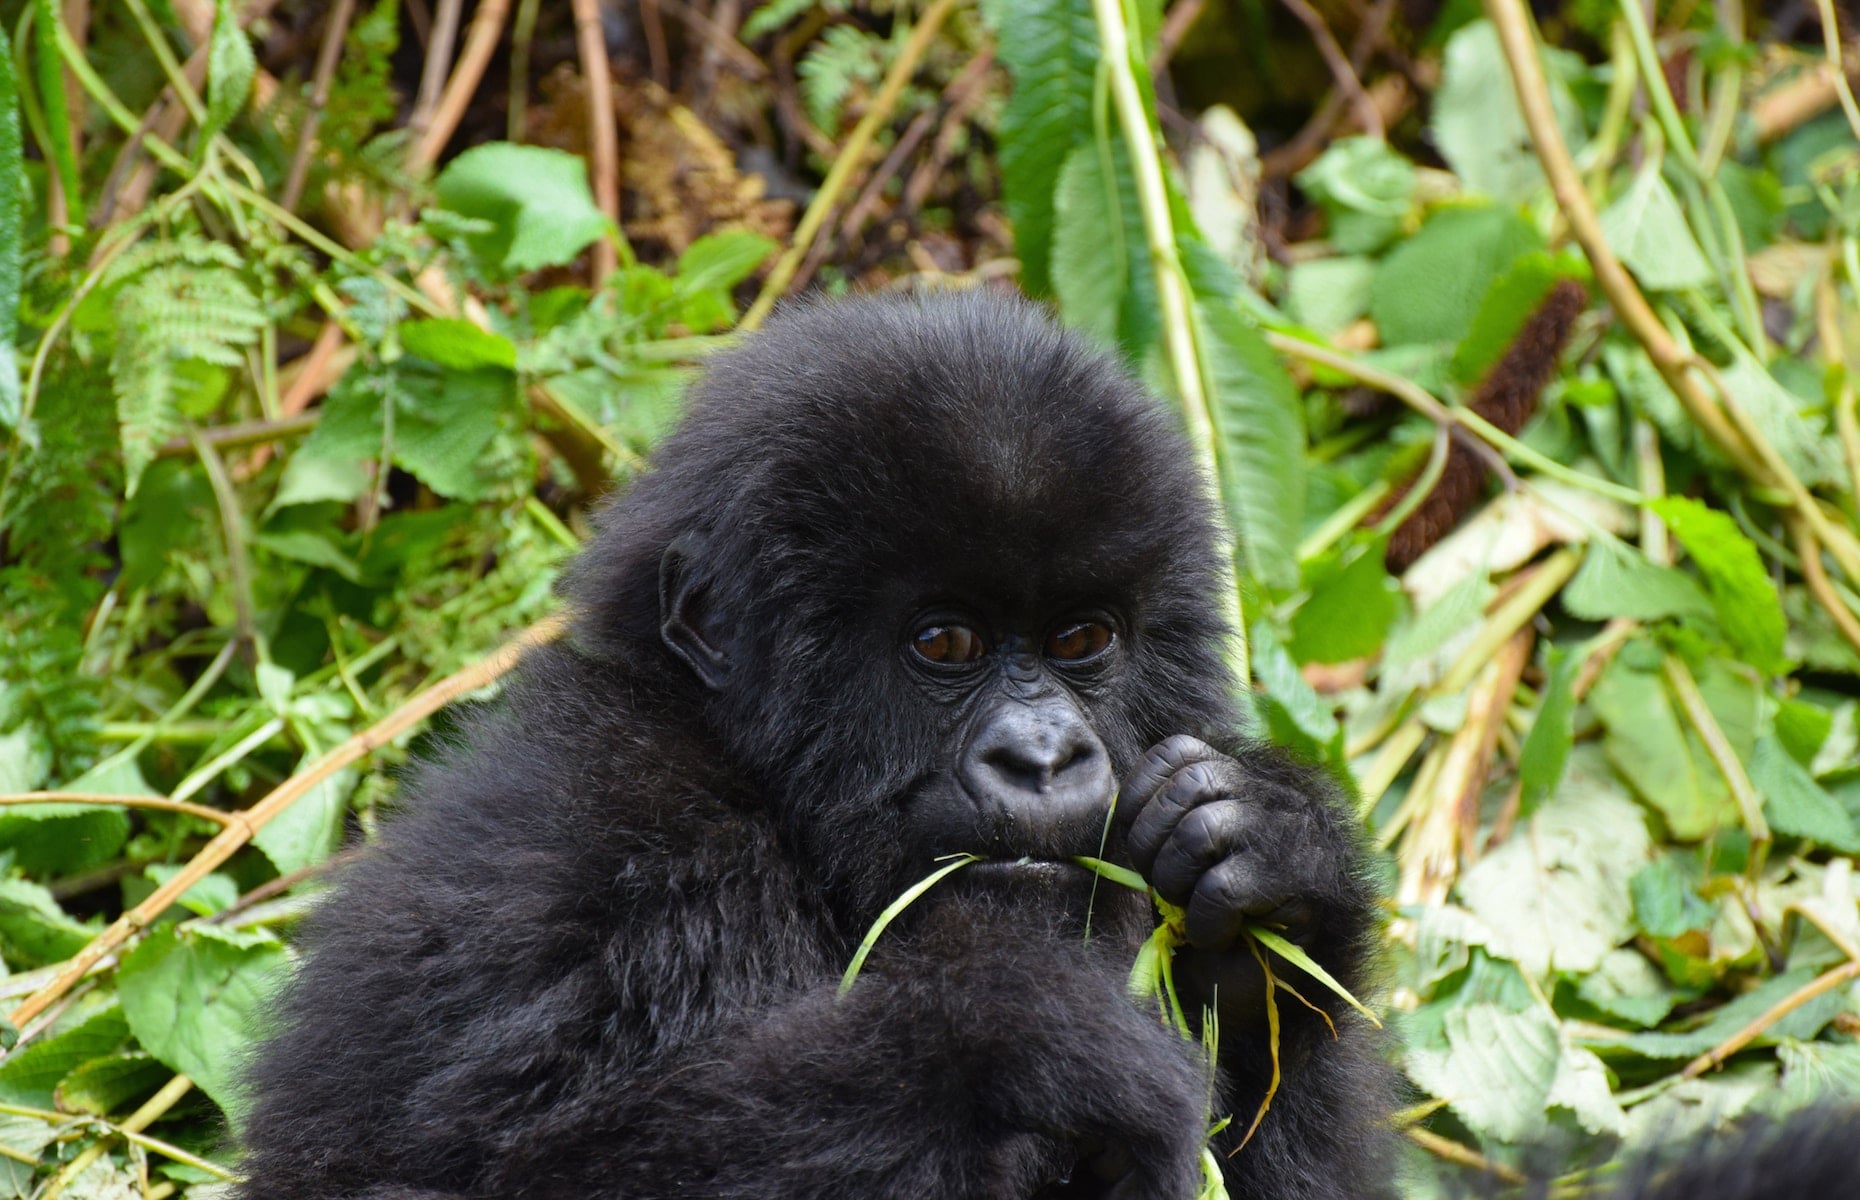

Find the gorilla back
[[238, 293, 1391, 1200]]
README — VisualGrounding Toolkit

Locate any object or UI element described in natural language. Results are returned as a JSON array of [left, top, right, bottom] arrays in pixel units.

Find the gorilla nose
[[960, 701, 1116, 838]]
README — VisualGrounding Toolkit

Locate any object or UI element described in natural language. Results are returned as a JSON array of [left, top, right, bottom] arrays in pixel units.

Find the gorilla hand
[[1123, 734, 1361, 1033]]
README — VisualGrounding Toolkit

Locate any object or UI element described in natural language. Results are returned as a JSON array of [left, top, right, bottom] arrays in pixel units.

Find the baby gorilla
[[238, 293, 1391, 1200]]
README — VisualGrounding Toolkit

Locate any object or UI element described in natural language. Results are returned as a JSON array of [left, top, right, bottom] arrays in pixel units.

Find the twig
[[0, 792, 235, 826], [1791, 519, 1860, 658], [1662, 654, 1769, 844], [1150, 0, 1205, 72], [742, 0, 965, 331], [1278, 0, 1381, 138], [642, 0, 670, 86], [4, 614, 568, 1033], [409, 0, 463, 143], [1406, 1127, 1527, 1185], [410, 0, 511, 171], [281, 0, 357, 213], [572, 0, 621, 283], [663, 0, 765, 82], [1681, 958, 1860, 1078], [903, 45, 995, 212], [1480, 0, 1770, 483], [1815, 0, 1860, 141]]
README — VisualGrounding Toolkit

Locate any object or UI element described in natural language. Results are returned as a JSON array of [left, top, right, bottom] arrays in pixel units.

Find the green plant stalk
[[1090, 0, 1247, 687], [1815, 0, 1860, 142], [1614, 3, 1765, 355], [1371, 428, 1450, 539], [26, 0, 82, 226], [838, 854, 976, 995], [1661, 653, 1769, 846], [122, 0, 205, 125], [1438, 546, 1582, 695]]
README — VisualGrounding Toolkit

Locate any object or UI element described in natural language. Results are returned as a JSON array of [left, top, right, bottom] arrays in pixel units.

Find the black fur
[[237, 293, 1392, 1200]]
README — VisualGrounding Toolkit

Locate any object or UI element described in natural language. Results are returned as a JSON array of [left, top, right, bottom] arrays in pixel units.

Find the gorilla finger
[[1148, 800, 1252, 905], [1184, 855, 1283, 951], [1120, 735, 1217, 811], [1127, 761, 1229, 877]]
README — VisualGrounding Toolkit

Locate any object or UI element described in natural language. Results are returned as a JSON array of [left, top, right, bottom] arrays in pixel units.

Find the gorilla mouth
[[966, 857, 1095, 885]]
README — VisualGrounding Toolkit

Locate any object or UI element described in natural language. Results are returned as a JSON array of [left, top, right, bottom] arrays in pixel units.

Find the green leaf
[[1198, 300, 1304, 593], [1517, 644, 1577, 817], [1776, 1041, 1860, 1110], [202, 0, 255, 143], [1284, 257, 1374, 336], [0, 22, 22, 429], [435, 144, 612, 274], [1370, 204, 1544, 349], [1249, 925, 1379, 1025], [1405, 1002, 1625, 1139], [1616, 966, 1844, 1058], [1650, 497, 1788, 674], [984, 0, 1098, 295], [1749, 736, 1860, 850], [1457, 747, 1651, 977], [1287, 541, 1402, 664], [1249, 620, 1342, 769], [143, 865, 240, 917], [0, 1001, 128, 1108], [1433, 20, 1584, 202], [1052, 145, 1128, 349], [1574, 948, 1676, 1027], [56, 1052, 170, 1117], [30, 0, 80, 227], [1591, 651, 1734, 839], [252, 755, 355, 875], [0, 804, 129, 876], [1562, 537, 1714, 623], [399, 318, 518, 371], [673, 230, 775, 329], [1294, 137, 1414, 254], [1599, 167, 1714, 292], [1630, 855, 1713, 939], [118, 925, 288, 1126], [1718, 358, 1845, 488], [394, 367, 515, 500], [1450, 251, 1579, 385]]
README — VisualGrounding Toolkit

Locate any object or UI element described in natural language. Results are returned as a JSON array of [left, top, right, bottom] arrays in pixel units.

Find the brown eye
[[1045, 621, 1112, 662], [911, 625, 986, 664]]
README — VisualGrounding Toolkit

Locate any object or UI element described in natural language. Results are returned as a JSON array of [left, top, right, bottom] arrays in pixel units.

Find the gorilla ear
[[659, 534, 733, 690]]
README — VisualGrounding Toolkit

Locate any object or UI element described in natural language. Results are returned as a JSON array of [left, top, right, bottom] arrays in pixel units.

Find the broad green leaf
[[1517, 644, 1577, 817], [1562, 537, 1713, 623], [1575, 948, 1676, 1027], [142, 865, 240, 917], [252, 756, 355, 875], [202, 0, 255, 143], [674, 230, 776, 296], [1776, 1041, 1860, 1110], [1406, 1003, 1625, 1140], [1370, 204, 1544, 348], [1651, 497, 1788, 674], [1432, 20, 1583, 202], [1718, 358, 1845, 488], [1458, 748, 1651, 977], [400, 318, 518, 371], [118, 925, 288, 1126], [435, 144, 612, 274], [1287, 541, 1402, 664], [394, 367, 515, 499], [1294, 137, 1414, 254], [56, 1052, 171, 1117], [1599, 167, 1714, 292], [1052, 145, 1128, 349], [1449, 251, 1579, 385], [1249, 620, 1342, 769], [0, 804, 129, 876], [1197, 300, 1304, 593], [1284, 257, 1374, 336], [0, 1001, 128, 1108], [0, 23, 21, 428], [1749, 736, 1860, 850], [1591, 651, 1734, 839], [983, 0, 1098, 295], [1630, 855, 1713, 939], [1616, 966, 1844, 1058]]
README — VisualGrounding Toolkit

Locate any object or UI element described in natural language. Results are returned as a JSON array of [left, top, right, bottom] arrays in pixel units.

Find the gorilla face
[[637, 297, 1236, 922]]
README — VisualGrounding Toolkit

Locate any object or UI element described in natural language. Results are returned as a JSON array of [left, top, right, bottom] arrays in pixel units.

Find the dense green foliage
[[0, 1, 1856, 1196]]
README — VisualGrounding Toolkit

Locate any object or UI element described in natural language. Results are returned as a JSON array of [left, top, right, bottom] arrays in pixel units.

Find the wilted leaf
[[1599, 168, 1714, 292]]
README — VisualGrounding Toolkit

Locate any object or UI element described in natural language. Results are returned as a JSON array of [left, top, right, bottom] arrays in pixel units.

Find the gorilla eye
[[911, 625, 986, 665], [1045, 622, 1113, 662]]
